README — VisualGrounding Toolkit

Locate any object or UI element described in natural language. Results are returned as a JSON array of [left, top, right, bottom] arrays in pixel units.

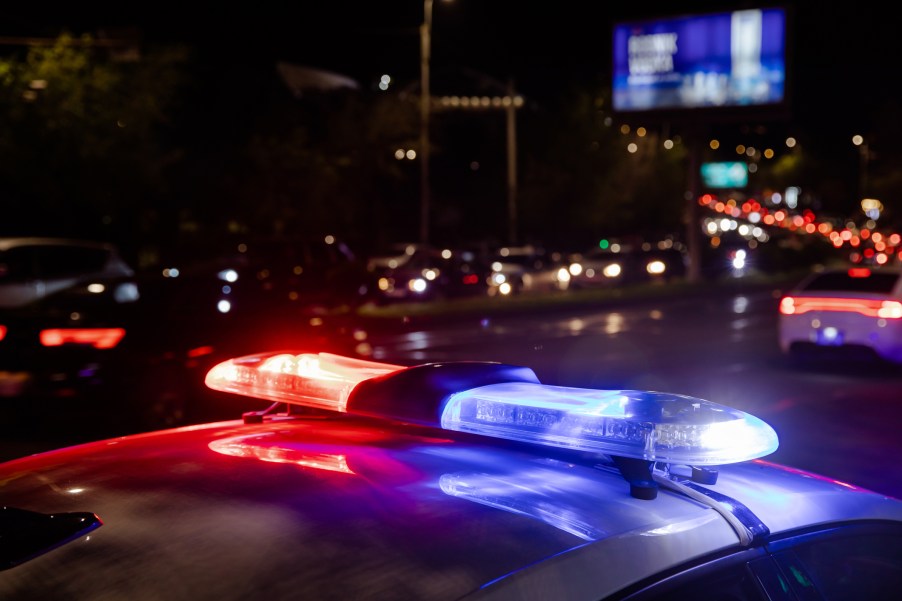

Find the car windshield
[[801, 271, 900, 293]]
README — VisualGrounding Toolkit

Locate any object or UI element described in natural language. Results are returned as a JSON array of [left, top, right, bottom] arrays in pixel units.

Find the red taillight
[[40, 328, 126, 349], [0, 325, 6, 341], [462, 274, 479, 285], [779, 297, 902, 319], [848, 267, 871, 278]]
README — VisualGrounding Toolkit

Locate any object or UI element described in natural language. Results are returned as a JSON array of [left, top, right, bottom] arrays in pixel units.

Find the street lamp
[[419, 0, 434, 245]]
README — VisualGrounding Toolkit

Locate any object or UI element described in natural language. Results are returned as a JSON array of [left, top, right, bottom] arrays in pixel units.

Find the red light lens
[[848, 267, 871, 278]]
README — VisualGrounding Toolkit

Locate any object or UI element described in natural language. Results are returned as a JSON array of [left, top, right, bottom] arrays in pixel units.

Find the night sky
[[2, 2, 896, 147]]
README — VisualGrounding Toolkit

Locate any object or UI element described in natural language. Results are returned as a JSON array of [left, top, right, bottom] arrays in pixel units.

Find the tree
[[516, 83, 687, 250], [0, 33, 189, 258]]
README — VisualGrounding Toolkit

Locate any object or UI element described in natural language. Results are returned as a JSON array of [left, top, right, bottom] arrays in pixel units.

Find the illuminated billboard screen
[[701, 162, 748, 188], [612, 7, 787, 113]]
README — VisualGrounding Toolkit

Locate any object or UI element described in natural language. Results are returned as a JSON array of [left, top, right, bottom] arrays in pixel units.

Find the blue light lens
[[441, 382, 778, 465]]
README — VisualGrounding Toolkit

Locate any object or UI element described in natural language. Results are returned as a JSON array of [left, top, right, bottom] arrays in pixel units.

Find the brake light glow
[[848, 267, 871, 278], [39, 328, 126, 349], [206, 351, 778, 468], [780, 296, 902, 318], [0, 325, 6, 341]]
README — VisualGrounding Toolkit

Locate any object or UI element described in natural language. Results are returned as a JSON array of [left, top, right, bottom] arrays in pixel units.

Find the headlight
[[408, 278, 427, 293], [647, 260, 666, 275], [603, 263, 622, 278]]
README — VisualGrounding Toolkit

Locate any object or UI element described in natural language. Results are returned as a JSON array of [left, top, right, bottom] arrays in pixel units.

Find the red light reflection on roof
[[210, 437, 355, 474]]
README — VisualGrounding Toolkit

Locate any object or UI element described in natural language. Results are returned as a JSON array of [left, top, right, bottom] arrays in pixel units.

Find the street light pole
[[419, 0, 433, 245]]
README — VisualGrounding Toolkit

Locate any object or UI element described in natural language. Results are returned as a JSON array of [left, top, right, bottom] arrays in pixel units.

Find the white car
[[2, 349, 902, 599], [778, 265, 902, 364]]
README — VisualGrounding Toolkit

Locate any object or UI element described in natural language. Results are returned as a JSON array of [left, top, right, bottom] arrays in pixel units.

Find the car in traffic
[[2, 349, 901, 599], [0, 235, 374, 434], [568, 239, 688, 290], [487, 245, 572, 296], [365, 243, 491, 303], [567, 246, 626, 289], [778, 264, 902, 365], [153, 234, 372, 317], [0, 237, 142, 402]]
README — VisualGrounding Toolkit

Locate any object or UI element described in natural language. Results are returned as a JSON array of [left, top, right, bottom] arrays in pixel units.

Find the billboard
[[701, 162, 748, 188], [612, 7, 788, 115]]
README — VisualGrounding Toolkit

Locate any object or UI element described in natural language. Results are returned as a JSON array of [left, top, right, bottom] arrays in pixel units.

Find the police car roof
[[3, 412, 900, 600]]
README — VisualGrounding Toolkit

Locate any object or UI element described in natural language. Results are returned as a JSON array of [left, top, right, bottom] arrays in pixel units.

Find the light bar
[[39, 328, 126, 349], [205, 352, 405, 412], [205, 352, 778, 467]]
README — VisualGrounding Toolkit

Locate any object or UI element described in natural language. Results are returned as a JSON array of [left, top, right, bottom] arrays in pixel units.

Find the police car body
[[2, 351, 901, 600]]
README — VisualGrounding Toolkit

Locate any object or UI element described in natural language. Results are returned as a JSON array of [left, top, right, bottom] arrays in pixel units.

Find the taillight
[[40, 328, 126, 349], [779, 297, 795, 315], [780, 297, 902, 319], [0, 325, 6, 342], [880, 301, 902, 319]]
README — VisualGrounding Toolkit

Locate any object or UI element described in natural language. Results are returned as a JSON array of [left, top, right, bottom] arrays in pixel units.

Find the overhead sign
[[612, 7, 788, 114]]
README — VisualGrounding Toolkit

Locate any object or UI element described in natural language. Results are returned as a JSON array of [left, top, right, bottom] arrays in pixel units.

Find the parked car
[[778, 264, 902, 365], [2, 350, 901, 599], [0, 236, 374, 434], [0, 237, 136, 310], [0, 237, 141, 403]]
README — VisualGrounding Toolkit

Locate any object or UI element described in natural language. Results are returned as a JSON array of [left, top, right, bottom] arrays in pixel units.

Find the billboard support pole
[[686, 126, 704, 284]]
